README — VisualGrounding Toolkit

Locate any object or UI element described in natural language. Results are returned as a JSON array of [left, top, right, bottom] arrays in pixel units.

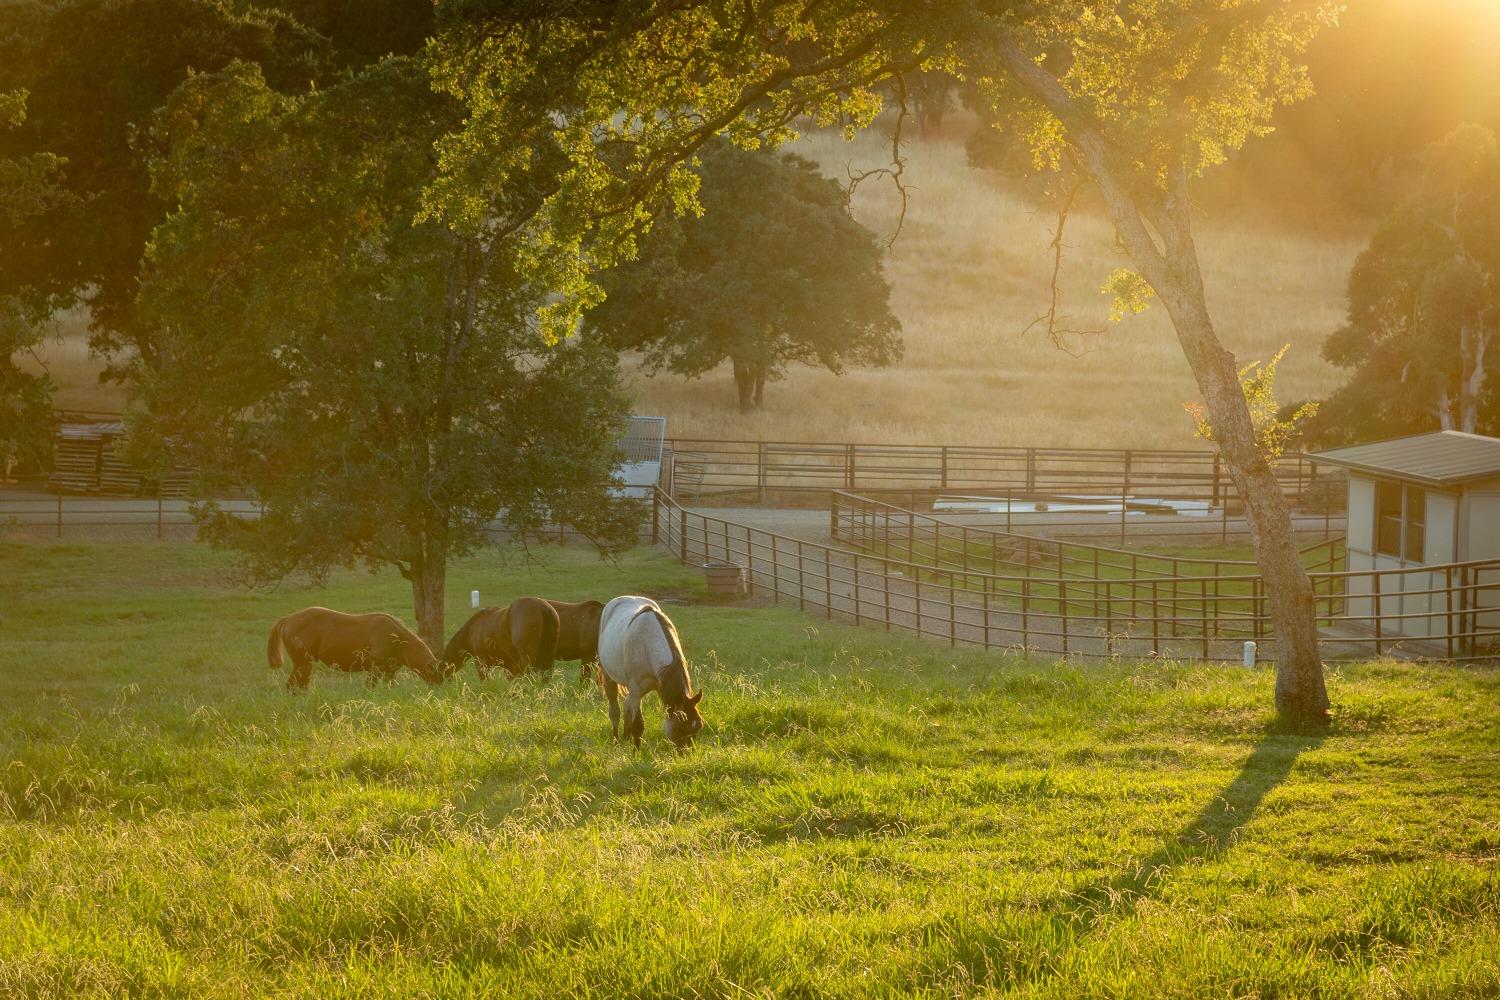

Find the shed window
[[1373, 480, 1426, 561], [1405, 487, 1425, 562]]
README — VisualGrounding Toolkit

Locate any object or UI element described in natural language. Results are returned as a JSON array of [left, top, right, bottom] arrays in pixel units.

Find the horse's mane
[[643, 607, 692, 711]]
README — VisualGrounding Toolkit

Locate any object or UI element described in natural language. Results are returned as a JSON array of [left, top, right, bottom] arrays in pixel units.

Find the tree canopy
[[587, 142, 901, 412], [0, 87, 74, 476], [0, 0, 431, 383], [136, 58, 638, 648], [1315, 124, 1500, 443]]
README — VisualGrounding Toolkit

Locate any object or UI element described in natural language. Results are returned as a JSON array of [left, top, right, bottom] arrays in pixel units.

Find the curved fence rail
[[830, 489, 1346, 588], [650, 490, 1500, 664]]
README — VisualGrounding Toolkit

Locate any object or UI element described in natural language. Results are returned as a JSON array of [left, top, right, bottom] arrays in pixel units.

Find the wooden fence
[[664, 438, 1332, 505], [650, 489, 1500, 664]]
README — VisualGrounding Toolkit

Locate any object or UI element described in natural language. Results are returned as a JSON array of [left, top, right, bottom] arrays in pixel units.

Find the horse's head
[[663, 690, 704, 750], [403, 635, 444, 685]]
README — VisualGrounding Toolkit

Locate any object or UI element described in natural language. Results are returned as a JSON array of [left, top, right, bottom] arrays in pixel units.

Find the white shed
[[1310, 431, 1500, 644]]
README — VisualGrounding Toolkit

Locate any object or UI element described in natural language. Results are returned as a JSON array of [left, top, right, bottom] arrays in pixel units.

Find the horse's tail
[[533, 604, 559, 675], [267, 617, 286, 670]]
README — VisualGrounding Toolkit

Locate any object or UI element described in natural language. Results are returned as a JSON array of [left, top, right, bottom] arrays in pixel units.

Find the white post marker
[[1243, 640, 1257, 668], [471, 590, 480, 609]]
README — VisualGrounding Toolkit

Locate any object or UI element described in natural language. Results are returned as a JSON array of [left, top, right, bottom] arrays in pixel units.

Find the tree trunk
[[411, 555, 446, 655], [1458, 321, 1490, 434], [753, 369, 766, 408], [732, 359, 756, 413], [987, 34, 1329, 724], [1137, 198, 1330, 725]]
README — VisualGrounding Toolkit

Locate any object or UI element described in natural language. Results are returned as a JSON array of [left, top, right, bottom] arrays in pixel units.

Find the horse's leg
[[287, 650, 313, 692], [622, 690, 645, 749], [601, 674, 621, 743]]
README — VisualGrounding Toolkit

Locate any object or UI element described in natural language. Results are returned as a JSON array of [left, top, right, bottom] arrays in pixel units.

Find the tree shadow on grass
[[1061, 723, 1326, 931]]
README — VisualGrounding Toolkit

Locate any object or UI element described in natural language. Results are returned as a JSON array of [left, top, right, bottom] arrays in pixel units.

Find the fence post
[[1021, 577, 1030, 651], [830, 491, 839, 541], [883, 558, 891, 632], [940, 446, 949, 490], [745, 525, 755, 596], [771, 535, 780, 606], [1201, 578, 1210, 659], [825, 548, 833, 620], [157, 494, 163, 540], [948, 582, 956, 646], [1445, 564, 1454, 661], [679, 508, 688, 564], [757, 441, 768, 504], [651, 490, 660, 545], [1120, 450, 1132, 544], [1026, 448, 1036, 492], [845, 443, 856, 491], [797, 541, 805, 612], [853, 552, 861, 624], [1211, 452, 1221, 509], [1059, 578, 1069, 656], [1372, 570, 1383, 656], [1151, 579, 1160, 655]]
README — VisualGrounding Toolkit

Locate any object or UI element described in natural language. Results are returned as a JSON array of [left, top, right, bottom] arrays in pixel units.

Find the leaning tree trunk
[[988, 34, 1330, 723], [1151, 265, 1330, 722]]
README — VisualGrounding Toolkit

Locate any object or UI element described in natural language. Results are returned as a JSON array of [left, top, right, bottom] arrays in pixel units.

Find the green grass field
[[2, 540, 1498, 998]]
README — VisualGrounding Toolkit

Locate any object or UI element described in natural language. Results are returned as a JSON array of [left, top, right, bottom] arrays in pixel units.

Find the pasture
[[2, 539, 1498, 997]]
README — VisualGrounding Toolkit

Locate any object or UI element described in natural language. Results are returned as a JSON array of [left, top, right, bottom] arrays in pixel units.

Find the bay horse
[[596, 596, 703, 750], [442, 598, 604, 679], [267, 607, 442, 691]]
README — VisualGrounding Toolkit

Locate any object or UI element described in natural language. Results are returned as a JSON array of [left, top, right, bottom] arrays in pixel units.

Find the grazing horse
[[443, 598, 604, 679], [596, 596, 703, 750], [267, 607, 442, 691]]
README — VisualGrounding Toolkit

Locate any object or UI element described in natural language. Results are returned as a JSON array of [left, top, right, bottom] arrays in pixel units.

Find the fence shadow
[[1061, 727, 1324, 931]]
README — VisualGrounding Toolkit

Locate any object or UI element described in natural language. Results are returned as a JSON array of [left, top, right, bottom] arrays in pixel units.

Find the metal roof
[[1309, 431, 1500, 487]]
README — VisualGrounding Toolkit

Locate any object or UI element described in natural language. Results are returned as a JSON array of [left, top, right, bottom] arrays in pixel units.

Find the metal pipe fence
[[829, 489, 1346, 591], [651, 489, 1500, 664]]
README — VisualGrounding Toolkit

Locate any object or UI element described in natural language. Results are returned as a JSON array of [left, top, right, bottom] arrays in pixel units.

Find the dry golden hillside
[[628, 125, 1362, 449], [36, 124, 1361, 449]]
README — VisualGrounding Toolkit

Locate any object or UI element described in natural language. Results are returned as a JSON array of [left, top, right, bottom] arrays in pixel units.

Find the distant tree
[[136, 59, 637, 650], [0, 88, 75, 476], [1318, 125, 1500, 443], [586, 143, 901, 413]]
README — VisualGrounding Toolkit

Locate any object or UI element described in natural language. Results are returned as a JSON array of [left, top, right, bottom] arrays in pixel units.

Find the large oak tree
[[137, 58, 638, 649]]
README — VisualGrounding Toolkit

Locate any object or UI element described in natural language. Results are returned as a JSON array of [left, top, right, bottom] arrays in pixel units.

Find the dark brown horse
[[267, 607, 442, 691], [442, 598, 604, 679]]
